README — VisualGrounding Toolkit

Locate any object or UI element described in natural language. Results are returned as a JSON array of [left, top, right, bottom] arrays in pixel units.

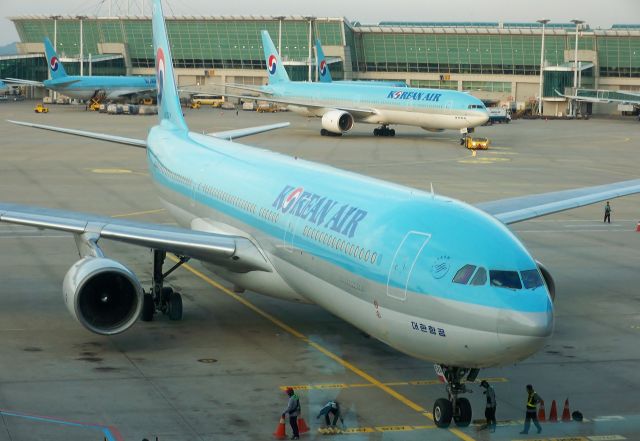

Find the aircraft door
[[386, 231, 431, 301]]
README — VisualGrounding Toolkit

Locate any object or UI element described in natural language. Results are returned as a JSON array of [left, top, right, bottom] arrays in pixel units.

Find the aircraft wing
[[475, 179, 640, 225], [207, 122, 290, 140], [7, 120, 147, 148], [0, 202, 272, 273], [4, 78, 44, 87], [9, 119, 290, 144]]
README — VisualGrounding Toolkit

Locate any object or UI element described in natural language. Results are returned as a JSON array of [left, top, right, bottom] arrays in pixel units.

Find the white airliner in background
[[2, 0, 640, 429], [226, 31, 489, 137]]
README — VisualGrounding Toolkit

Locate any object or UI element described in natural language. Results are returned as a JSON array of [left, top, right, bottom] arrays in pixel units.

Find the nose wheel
[[432, 365, 478, 428]]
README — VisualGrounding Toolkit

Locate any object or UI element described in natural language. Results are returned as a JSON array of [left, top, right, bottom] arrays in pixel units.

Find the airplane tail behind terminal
[[315, 39, 332, 83], [43, 38, 67, 80], [261, 30, 290, 84], [152, 0, 188, 131]]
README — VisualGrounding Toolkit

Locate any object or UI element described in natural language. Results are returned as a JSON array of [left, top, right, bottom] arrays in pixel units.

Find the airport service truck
[[486, 107, 511, 124]]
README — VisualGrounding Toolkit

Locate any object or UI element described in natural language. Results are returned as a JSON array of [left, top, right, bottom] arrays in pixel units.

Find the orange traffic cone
[[273, 417, 286, 439], [298, 416, 310, 433], [635, 222, 640, 232], [538, 400, 546, 422], [549, 400, 558, 422], [562, 399, 571, 422]]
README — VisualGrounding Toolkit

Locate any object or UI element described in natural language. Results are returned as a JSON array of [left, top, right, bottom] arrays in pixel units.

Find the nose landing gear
[[432, 365, 478, 428]]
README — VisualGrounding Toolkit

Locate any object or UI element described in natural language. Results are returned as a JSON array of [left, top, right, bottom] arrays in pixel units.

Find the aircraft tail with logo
[[152, 0, 188, 131], [261, 30, 290, 84], [315, 39, 332, 83], [44, 37, 68, 80]]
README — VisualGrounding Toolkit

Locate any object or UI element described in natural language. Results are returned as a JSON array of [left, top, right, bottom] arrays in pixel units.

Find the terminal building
[[4, 15, 640, 115]]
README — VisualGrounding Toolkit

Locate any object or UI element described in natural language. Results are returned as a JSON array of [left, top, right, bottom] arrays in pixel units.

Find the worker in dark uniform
[[317, 400, 343, 431], [282, 387, 301, 440], [604, 201, 612, 223], [520, 384, 542, 434], [480, 380, 497, 432]]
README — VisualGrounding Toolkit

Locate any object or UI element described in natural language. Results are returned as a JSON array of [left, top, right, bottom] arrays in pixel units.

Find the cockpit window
[[453, 265, 476, 284], [467, 104, 483, 109], [470, 267, 487, 286], [520, 269, 544, 289], [490, 270, 522, 289]]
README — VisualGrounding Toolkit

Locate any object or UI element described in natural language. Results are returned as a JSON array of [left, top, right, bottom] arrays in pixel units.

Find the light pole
[[305, 17, 315, 82], [537, 19, 549, 115], [570, 19, 584, 116], [77, 16, 86, 76], [51, 15, 61, 100]]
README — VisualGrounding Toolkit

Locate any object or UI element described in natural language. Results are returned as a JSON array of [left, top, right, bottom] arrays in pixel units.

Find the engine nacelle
[[321, 110, 354, 134], [536, 260, 555, 302], [63, 257, 143, 335]]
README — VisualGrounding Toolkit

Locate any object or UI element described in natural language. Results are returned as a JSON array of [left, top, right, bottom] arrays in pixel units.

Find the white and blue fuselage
[[146, 125, 553, 368]]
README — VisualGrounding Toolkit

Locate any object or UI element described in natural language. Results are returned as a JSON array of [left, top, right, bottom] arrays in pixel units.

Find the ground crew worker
[[520, 384, 542, 434], [604, 201, 612, 223], [480, 380, 497, 432], [317, 400, 343, 429], [282, 387, 301, 440]]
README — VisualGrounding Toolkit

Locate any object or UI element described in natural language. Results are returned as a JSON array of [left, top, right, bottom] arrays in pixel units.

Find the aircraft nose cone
[[496, 300, 554, 361], [477, 112, 489, 126]]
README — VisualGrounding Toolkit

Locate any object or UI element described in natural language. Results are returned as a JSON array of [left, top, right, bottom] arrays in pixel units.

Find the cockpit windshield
[[467, 104, 484, 109], [520, 269, 544, 289], [490, 270, 522, 290]]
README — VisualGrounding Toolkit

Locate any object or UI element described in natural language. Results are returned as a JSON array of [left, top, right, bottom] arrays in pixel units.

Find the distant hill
[[0, 42, 18, 56]]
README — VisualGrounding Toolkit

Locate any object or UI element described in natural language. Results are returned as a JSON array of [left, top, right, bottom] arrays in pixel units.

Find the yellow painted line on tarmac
[[91, 168, 132, 174], [458, 157, 511, 164], [111, 208, 166, 218], [170, 256, 477, 441], [512, 438, 588, 441], [280, 377, 508, 391]]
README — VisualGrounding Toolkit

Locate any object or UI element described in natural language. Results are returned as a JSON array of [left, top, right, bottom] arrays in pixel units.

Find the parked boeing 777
[[3, 0, 640, 429], [227, 31, 489, 137], [4, 38, 155, 102]]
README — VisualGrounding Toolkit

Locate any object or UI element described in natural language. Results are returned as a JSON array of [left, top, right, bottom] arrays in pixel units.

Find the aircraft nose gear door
[[386, 231, 431, 300]]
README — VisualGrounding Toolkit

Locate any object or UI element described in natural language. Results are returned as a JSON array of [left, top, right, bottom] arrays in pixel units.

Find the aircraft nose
[[476, 111, 489, 126], [496, 300, 554, 361]]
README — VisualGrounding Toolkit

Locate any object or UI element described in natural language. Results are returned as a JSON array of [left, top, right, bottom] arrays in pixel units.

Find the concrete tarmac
[[0, 101, 639, 441]]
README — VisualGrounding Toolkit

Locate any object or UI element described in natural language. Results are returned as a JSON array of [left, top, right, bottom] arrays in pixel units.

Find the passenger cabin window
[[490, 270, 522, 290], [520, 269, 544, 289], [470, 267, 487, 286], [453, 264, 476, 284]]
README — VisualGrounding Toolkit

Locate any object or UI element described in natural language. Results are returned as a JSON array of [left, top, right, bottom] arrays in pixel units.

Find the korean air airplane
[[229, 31, 489, 137], [0, 80, 7, 92], [4, 0, 640, 429], [4, 38, 155, 102], [315, 39, 407, 88]]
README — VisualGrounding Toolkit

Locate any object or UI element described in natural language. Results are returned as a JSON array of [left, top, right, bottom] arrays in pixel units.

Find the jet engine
[[536, 260, 555, 302], [321, 110, 354, 134], [63, 257, 143, 335]]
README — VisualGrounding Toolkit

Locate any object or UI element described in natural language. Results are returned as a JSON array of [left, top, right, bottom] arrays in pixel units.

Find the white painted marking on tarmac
[[588, 435, 627, 440], [592, 416, 625, 422]]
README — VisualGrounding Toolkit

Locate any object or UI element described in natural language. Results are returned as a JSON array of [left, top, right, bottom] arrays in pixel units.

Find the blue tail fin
[[261, 30, 290, 84], [152, 0, 187, 131], [315, 39, 332, 83], [44, 37, 67, 80]]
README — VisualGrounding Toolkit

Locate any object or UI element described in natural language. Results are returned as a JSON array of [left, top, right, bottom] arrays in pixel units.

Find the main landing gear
[[141, 249, 190, 322], [432, 365, 479, 428], [320, 129, 342, 136], [373, 125, 395, 137]]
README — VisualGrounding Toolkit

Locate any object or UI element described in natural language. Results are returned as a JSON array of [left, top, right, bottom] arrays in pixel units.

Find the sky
[[1, 0, 639, 46]]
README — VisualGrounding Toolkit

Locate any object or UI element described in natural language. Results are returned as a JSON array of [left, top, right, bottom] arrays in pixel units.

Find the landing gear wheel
[[433, 398, 453, 428], [168, 292, 183, 321], [453, 397, 472, 427], [321, 128, 328, 136], [141, 293, 155, 322], [160, 287, 174, 311], [389, 129, 396, 137], [373, 128, 380, 136]]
